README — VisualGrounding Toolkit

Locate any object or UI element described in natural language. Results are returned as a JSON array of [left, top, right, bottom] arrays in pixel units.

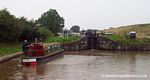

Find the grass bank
[[0, 43, 21, 56], [105, 34, 145, 45], [0, 36, 80, 56], [44, 36, 80, 43], [103, 23, 150, 39], [102, 23, 150, 45]]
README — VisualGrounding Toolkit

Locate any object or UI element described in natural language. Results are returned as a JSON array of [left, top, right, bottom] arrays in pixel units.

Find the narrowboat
[[21, 42, 64, 65]]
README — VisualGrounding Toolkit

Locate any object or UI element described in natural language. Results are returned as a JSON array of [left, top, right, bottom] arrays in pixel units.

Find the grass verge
[[0, 36, 79, 56], [105, 34, 144, 45], [0, 43, 21, 56], [44, 36, 80, 44]]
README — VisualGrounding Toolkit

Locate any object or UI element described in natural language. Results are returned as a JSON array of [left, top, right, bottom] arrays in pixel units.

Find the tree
[[36, 27, 53, 39], [37, 9, 64, 34], [0, 9, 22, 42], [19, 17, 37, 41], [0, 8, 64, 42], [70, 25, 80, 33]]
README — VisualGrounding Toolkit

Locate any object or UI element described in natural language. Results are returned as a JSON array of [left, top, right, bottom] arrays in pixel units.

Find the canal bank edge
[[0, 42, 63, 63], [1, 40, 149, 63], [0, 52, 22, 62], [62, 37, 150, 51]]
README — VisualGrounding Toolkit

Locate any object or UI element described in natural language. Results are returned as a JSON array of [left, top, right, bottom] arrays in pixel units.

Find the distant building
[[104, 32, 114, 35], [129, 31, 136, 39], [80, 30, 87, 37], [57, 32, 63, 37], [71, 32, 80, 36], [57, 29, 71, 37]]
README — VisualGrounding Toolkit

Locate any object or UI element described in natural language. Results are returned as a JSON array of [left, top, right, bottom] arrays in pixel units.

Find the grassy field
[[102, 23, 150, 45], [0, 43, 21, 56], [44, 36, 80, 43], [105, 34, 144, 45], [103, 23, 150, 39]]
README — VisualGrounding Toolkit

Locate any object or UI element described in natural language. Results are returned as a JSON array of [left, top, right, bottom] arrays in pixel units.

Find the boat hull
[[22, 49, 64, 66]]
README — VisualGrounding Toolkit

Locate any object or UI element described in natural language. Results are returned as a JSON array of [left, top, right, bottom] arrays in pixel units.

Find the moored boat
[[21, 42, 64, 66]]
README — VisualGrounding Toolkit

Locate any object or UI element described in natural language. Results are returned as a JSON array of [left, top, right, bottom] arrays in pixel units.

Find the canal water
[[0, 50, 150, 80]]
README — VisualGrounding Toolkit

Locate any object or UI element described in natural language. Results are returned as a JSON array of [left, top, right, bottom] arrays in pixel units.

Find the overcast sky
[[0, 0, 150, 30]]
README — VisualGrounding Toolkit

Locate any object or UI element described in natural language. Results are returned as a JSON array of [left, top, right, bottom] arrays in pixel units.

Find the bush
[[37, 27, 53, 40], [20, 25, 35, 41]]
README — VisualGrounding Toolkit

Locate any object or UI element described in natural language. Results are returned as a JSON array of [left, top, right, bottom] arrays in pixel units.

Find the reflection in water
[[21, 64, 45, 80], [0, 51, 150, 80], [22, 66, 37, 80], [0, 58, 20, 80]]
